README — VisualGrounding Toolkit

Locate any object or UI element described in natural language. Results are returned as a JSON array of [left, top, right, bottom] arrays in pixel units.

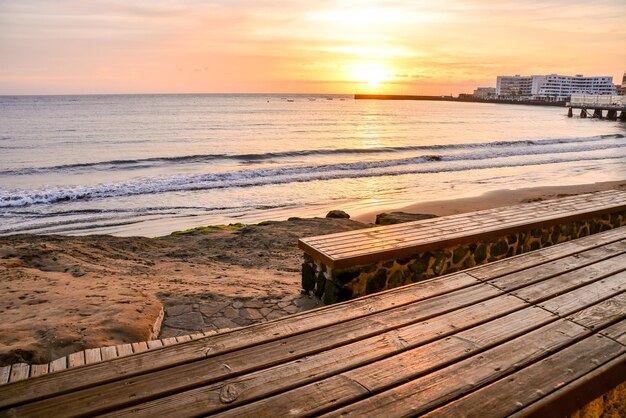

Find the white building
[[496, 74, 616, 101], [473, 87, 496, 99]]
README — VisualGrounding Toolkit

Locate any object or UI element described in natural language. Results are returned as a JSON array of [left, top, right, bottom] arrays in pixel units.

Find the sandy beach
[[1, 180, 625, 366]]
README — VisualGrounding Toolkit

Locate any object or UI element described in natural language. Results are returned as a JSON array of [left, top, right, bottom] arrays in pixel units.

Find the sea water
[[1, 94, 625, 236]]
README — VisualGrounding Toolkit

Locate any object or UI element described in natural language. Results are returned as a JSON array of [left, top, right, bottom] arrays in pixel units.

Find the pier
[[567, 94, 626, 120]]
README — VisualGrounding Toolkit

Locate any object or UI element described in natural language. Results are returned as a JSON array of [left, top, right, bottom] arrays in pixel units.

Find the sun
[[352, 64, 391, 87]]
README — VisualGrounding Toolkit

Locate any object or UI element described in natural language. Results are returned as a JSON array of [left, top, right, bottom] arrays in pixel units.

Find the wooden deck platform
[[1, 226, 625, 417]]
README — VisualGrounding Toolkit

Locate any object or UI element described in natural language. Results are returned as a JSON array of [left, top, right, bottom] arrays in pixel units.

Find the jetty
[[354, 94, 566, 107], [567, 94, 626, 120]]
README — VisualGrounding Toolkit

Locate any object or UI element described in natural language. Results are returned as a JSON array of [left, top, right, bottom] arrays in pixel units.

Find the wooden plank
[[5, 283, 505, 417], [303, 191, 621, 246], [600, 320, 626, 345], [0, 272, 480, 409], [99, 295, 529, 418], [116, 344, 134, 358], [510, 256, 626, 306], [8, 363, 30, 383], [213, 318, 587, 418], [161, 337, 177, 346], [535, 271, 626, 316], [48, 357, 67, 373], [565, 293, 626, 330], [29, 364, 49, 379], [482, 240, 626, 291], [176, 335, 191, 343], [469, 227, 626, 280], [146, 340, 163, 349], [0, 366, 9, 385], [314, 196, 625, 254], [510, 353, 626, 418], [84, 348, 102, 365], [422, 332, 626, 418], [101, 346, 118, 362], [67, 351, 85, 368], [131, 341, 148, 354]]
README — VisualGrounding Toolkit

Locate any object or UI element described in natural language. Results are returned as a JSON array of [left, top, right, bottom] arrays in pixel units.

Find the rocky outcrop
[[375, 212, 438, 225]]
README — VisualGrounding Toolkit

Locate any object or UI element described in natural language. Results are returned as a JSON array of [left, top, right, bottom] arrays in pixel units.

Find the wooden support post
[[580, 109, 587, 118], [567, 107, 573, 118], [592, 109, 603, 119], [606, 110, 617, 121], [619, 111, 626, 121]]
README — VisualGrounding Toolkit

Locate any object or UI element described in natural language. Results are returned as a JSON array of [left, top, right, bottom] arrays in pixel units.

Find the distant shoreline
[[354, 94, 567, 107]]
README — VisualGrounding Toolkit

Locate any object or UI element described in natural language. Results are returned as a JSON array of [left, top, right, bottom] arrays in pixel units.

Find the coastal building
[[496, 74, 616, 101], [495, 75, 534, 99], [473, 87, 496, 99]]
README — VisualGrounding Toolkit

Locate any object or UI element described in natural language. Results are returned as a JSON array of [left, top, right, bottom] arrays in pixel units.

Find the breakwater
[[354, 94, 566, 107]]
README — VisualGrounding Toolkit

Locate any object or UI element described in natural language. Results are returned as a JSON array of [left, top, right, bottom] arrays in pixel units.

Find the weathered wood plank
[[511, 257, 626, 305], [48, 357, 66, 373], [84, 348, 102, 365], [101, 346, 118, 362], [67, 351, 85, 369], [8, 363, 30, 383], [481, 240, 626, 291], [131, 341, 148, 354], [176, 335, 191, 343], [509, 352, 626, 418], [161, 337, 177, 346], [0, 366, 10, 385], [0, 272, 480, 409], [422, 333, 625, 418], [146, 340, 163, 350], [116, 344, 134, 358], [101, 294, 528, 418], [536, 271, 626, 316], [29, 364, 49, 379], [600, 320, 626, 345], [213, 318, 586, 418], [5, 283, 504, 417], [565, 293, 626, 330]]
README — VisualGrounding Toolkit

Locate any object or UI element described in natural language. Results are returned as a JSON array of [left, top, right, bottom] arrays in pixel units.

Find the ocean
[[1, 94, 625, 237]]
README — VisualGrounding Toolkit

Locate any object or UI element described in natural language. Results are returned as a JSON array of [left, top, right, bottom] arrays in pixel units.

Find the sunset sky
[[1, 0, 624, 95]]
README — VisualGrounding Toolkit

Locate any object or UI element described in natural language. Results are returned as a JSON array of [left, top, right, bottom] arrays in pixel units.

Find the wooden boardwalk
[[1, 226, 625, 417]]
